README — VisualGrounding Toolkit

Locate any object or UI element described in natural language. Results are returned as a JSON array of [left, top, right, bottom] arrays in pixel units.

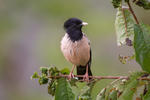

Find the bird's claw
[[68, 73, 74, 80], [83, 73, 89, 82]]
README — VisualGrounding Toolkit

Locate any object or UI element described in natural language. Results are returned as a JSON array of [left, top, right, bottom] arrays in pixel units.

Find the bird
[[60, 18, 92, 81]]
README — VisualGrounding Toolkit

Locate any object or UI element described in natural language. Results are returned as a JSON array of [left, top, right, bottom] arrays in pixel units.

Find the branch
[[127, 1, 139, 24], [48, 74, 150, 82], [48, 74, 128, 79]]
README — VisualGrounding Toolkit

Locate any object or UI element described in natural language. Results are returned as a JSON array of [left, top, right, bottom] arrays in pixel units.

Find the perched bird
[[60, 18, 92, 81]]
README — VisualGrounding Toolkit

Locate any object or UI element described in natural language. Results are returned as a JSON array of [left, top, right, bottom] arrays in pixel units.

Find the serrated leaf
[[118, 72, 145, 100], [134, 24, 150, 73], [96, 88, 106, 100], [55, 78, 75, 100], [115, 7, 135, 46], [118, 80, 137, 100]]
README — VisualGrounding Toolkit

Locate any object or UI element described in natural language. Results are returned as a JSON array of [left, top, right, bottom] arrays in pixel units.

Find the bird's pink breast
[[61, 34, 90, 66]]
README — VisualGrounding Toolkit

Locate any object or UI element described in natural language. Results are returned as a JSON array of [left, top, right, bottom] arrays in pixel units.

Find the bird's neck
[[67, 28, 83, 42]]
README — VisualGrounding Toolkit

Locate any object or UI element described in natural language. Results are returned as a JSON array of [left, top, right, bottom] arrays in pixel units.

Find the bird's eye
[[76, 21, 81, 25]]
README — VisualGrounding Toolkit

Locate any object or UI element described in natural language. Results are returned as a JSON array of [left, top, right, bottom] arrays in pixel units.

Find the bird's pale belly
[[61, 34, 90, 66]]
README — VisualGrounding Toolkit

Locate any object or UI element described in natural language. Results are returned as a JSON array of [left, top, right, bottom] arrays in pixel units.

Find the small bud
[[39, 74, 49, 85], [40, 67, 48, 75], [31, 72, 40, 79]]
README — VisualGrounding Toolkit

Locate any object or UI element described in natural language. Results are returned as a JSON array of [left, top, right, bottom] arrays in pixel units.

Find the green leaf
[[55, 78, 75, 100], [134, 0, 150, 9], [78, 81, 96, 100], [79, 80, 97, 100], [49, 67, 60, 76], [108, 89, 117, 100], [69, 78, 78, 87], [40, 67, 48, 75], [31, 72, 40, 79], [115, 7, 135, 46], [96, 88, 106, 100], [39, 74, 49, 85], [48, 80, 57, 96], [60, 68, 70, 75], [111, 0, 122, 8], [143, 83, 150, 100], [78, 85, 92, 100], [118, 72, 145, 100], [134, 24, 150, 73]]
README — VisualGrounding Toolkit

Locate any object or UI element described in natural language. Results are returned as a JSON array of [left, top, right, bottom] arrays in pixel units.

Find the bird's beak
[[82, 22, 88, 26]]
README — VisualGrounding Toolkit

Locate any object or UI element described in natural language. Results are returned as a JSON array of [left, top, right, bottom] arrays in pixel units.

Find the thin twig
[[48, 75, 128, 80], [127, 1, 139, 24], [48, 74, 150, 81]]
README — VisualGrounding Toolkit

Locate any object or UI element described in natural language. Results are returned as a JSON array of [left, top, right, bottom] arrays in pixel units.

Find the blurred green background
[[0, 0, 150, 100]]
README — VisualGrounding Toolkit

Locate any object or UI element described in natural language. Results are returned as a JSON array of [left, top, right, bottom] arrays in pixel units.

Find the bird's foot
[[68, 73, 74, 80], [83, 73, 89, 82]]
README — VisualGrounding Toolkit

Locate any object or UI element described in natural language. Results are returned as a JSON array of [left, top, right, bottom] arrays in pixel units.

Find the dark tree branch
[[127, 1, 139, 24]]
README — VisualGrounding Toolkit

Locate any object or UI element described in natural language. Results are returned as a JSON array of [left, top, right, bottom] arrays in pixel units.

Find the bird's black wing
[[76, 38, 92, 80]]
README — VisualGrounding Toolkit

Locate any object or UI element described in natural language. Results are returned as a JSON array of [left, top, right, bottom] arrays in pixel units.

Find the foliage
[[96, 72, 150, 100], [143, 82, 150, 100], [31, 0, 150, 99], [134, 24, 150, 73], [32, 66, 98, 100], [55, 78, 75, 100], [112, 0, 122, 8], [32, 67, 150, 100], [96, 88, 106, 100], [133, 0, 150, 9], [78, 81, 96, 100], [115, 7, 135, 46]]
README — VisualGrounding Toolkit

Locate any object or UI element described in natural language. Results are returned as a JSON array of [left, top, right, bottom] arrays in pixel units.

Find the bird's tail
[[77, 65, 92, 80]]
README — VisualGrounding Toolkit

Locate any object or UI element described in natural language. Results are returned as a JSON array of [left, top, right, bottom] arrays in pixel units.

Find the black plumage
[[77, 49, 92, 80], [64, 18, 83, 42]]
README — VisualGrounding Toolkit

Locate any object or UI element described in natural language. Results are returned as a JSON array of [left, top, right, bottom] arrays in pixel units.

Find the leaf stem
[[127, 1, 139, 24]]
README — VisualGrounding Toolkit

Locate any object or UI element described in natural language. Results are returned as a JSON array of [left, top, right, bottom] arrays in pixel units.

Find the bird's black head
[[64, 18, 88, 42]]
